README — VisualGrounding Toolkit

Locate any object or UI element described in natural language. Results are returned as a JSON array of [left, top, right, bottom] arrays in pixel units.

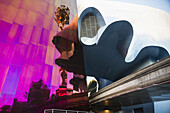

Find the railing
[[44, 109, 94, 113]]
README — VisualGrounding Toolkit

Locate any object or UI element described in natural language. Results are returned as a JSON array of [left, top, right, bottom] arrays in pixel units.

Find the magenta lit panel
[[0, 42, 14, 67], [42, 64, 53, 88], [18, 25, 33, 44], [50, 85, 58, 96], [1, 65, 22, 95], [6, 23, 23, 43], [35, 44, 47, 65], [30, 26, 42, 45], [51, 65, 60, 86], [47, 5, 55, 18], [24, 44, 38, 65], [14, 8, 28, 25], [32, 64, 44, 81], [0, 0, 78, 107], [0, 20, 12, 42], [39, 28, 50, 46], [0, 0, 12, 6], [0, 42, 16, 67], [0, 66, 9, 93], [45, 45, 55, 65], [48, 30, 56, 47], [14, 90, 27, 102], [0, 94, 15, 108], [16, 64, 34, 92], [11, 43, 28, 66], [34, 13, 44, 27]]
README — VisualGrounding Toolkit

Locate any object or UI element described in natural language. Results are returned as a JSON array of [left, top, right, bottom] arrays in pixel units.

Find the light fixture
[[104, 110, 110, 113]]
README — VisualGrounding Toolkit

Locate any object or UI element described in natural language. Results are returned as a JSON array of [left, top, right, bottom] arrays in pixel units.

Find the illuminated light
[[105, 100, 109, 105], [104, 110, 110, 113]]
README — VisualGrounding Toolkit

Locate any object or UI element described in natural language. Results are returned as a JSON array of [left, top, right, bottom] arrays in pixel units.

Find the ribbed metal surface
[[44, 109, 94, 113]]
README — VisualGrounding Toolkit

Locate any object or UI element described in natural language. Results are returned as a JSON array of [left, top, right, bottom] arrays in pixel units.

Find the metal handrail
[[44, 109, 94, 113]]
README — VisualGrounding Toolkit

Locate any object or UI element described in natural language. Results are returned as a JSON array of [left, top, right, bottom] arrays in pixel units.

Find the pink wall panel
[[48, 30, 57, 47], [0, 4, 8, 19], [50, 85, 58, 96], [0, 20, 12, 42], [0, 0, 12, 6], [48, 0, 55, 5], [14, 90, 27, 102], [39, 28, 49, 46], [35, 44, 47, 65], [42, 0, 54, 5], [50, 19, 58, 31], [51, 65, 60, 86], [18, 25, 33, 44], [24, 44, 38, 65], [30, 26, 42, 45], [0, 66, 9, 93], [42, 64, 53, 88], [21, 0, 39, 12], [16, 64, 35, 92], [11, 43, 28, 66], [10, 0, 22, 8], [24, 11, 37, 26], [0, 94, 15, 108], [34, 13, 45, 27], [47, 5, 55, 18], [0, 0, 78, 107], [1, 65, 22, 94], [32, 64, 44, 81], [39, 1, 48, 15], [14, 8, 28, 25], [0, 42, 16, 67], [1, 5, 18, 24], [45, 45, 55, 65], [7, 23, 23, 43], [43, 15, 51, 30]]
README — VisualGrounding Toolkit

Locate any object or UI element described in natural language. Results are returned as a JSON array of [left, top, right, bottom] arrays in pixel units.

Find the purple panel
[[18, 25, 33, 44], [39, 28, 49, 46], [11, 43, 28, 66], [0, 42, 16, 67], [24, 44, 38, 65], [51, 65, 60, 86], [0, 0, 12, 5], [32, 64, 44, 81], [50, 85, 58, 96], [16, 64, 34, 91], [0, 66, 9, 93], [35, 44, 47, 65], [0, 20, 12, 42], [30, 26, 42, 45], [6, 23, 23, 43], [0, 94, 15, 107], [16, 64, 29, 91], [1, 65, 22, 94], [34, 13, 44, 27], [14, 90, 27, 102], [42, 64, 53, 88]]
